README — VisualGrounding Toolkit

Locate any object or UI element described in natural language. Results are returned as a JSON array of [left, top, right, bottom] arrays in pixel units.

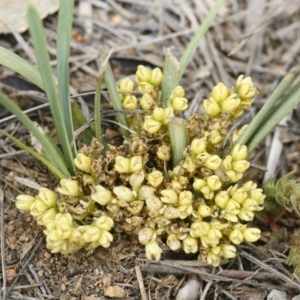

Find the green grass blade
[[0, 129, 66, 179], [28, 5, 76, 174], [234, 66, 300, 148], [168, 116, 188, 167], [0, 90, 70, 177], [160, 49, 180, 108], [179, 0, 225, 78], [57, 0, 76, 157], [100, 47, 129, 138], [246, 81, 300, 153], [0, 46, 44, 89]]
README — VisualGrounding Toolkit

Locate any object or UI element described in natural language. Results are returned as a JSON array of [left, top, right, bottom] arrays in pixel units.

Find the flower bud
[[15, 194, 36, 211], [231, 188, 247, 204], [209, 130, 222, 144], [150, 68, 163, 86], [171, 97, 188, 111], [249, 189, 265, 205], [232, 145, 248, 161], [222, 155, 232, 170], [138, 82, 155, 94], [179, 191, 193, 205], [238, 209, 254, 221], [207, 228, 222, 241], [215, 191, 229, 209], [203, 98, 221, 117], [113, 186, 135, 202], [30, 199, 48, 217], [156, 145, 171, 161], [178, 204, 193, 219], [182, 236, 198, 254], [136, 65, 151, 83], [232, 160, 250, 173], [221, 244, 237, 259], [146, 197, 163, 211], [206, 175, 222, 191], [115, 156, 130, 173], [225, 199, 240, 214], [242, 227, 261, 242], [122, 95, 137, 110], [83, 174, 94, 185], [182, 157, 196, 173], [140, 94, 154, 110], [138, 228, 155, 245], [129, 156, 143, 173], [119, 77, 134, 93], [221, 94, 240, 112], [143, 116, 162, 134], [229, 228, 244, 245], [172, 86, 185, 98], [225, 170, 243, 182], [80, 225, 101, 243], [94, 216, 114, 231], [152, 107, 166, 122], [91, 185, 112, 206], [164, 205, 179, 219], [198, 204, 211, 217], [38, 188, 57, 208], [55, 213, 74, 239], [57, 179, 80, 197], [211, 82, 230, 103], [204, 155, 222, 170], [167, 233, 181, 251], [36, 208, 57, 225], [147, 171, 163, 187], [223, 212, 238, 222], [236, 75, 257, 99], [206, 251, 221, 267], [190, 138, 207, 155], [127, 200, 144, 214], [145, 240, 162, 260], [129, 170, 145, 189], [74, 153, 92, 173], [138, 185, 156, 200], [193, 178, 206, 191], [160, 189, 178, 204], [190, 221, 210, 237], [98, 230, 114, 248], [162, 107, 174, 125], [196, 152, 211, 163], [242, 198, 257, 211]]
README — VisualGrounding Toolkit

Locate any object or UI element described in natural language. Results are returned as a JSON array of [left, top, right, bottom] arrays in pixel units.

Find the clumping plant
[[15, 69, 264, 266], [2, 0, 300, 272]]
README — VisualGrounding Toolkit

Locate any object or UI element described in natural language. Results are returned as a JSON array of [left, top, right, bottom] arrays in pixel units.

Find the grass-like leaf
[[179, 0, 225, 78], [56, 0, 76, 159], [28, 5, 76, 174], [0, 90, 70, 178], [168, 116, 188, 166], [100, 47, 129, 138], [0, 129, 66, 180], [160, 49, 180, 108]]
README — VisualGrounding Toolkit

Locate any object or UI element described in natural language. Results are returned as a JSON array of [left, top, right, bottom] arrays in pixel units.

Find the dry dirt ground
[[1, 0, 300, 299]]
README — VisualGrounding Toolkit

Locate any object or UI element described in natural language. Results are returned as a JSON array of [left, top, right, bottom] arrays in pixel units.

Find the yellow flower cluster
[[16, 66, 264, 266]]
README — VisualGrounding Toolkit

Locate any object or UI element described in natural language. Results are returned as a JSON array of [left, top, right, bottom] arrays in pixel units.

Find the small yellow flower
[[129, 171, 145, 189], [122, 95, 137, 110], [136, 65, 152, 83], [74, 153, 92, 173], [167, 233, 181, 251], [36, 208, 57, 225], [129, 156, 143, 173], [206, 251, 221, 267], [206, 175, 222, 191], [204, 155, 222, 170], [232, 145, 248, 161], [30, 199, 48, 217], [203, 98, 221, 117], [145, 240, 162, 260], [147, 171, 163, 187], [171, 86, 185, 98], [229, 228, 244, 245], [143, 116, 162, 134], [198, 204, 211, 217], [98, 230, 114, 248], [119, 77, 134, 93], [215, 191, 229, 209], [15, 194, 36, 211], [232, 160, 250, 173], [242, 227, 261, 242], [127, 200, 144, 214], [114, 156, 130, 173], [161, 189, 178, 204], [190, 138, 207, 155], [156, 145, 171, 161], [182, 236, 198, 254], [140, 94, 154, 110], [171, 97, 188, 111], [38, 187, 57, 208], [238, 209, 254, 221], [211, 82, 230, 103], [221, 244, 237, 259], [150, 68, 163, 86], [57, 179, 80, 197], [55, 213, 74, 239], [113, 186, 135, 202], [221, 94, 240, 112], [236, 75, 257, 99], [164, 205, 179, 219], [94, 216, 114, 231], [209, 130, 222, 144], [178, 191, 193, 205], [178, 204, 193, 219], [91, 185, 112, 206], [190, 221, 210, 238]]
